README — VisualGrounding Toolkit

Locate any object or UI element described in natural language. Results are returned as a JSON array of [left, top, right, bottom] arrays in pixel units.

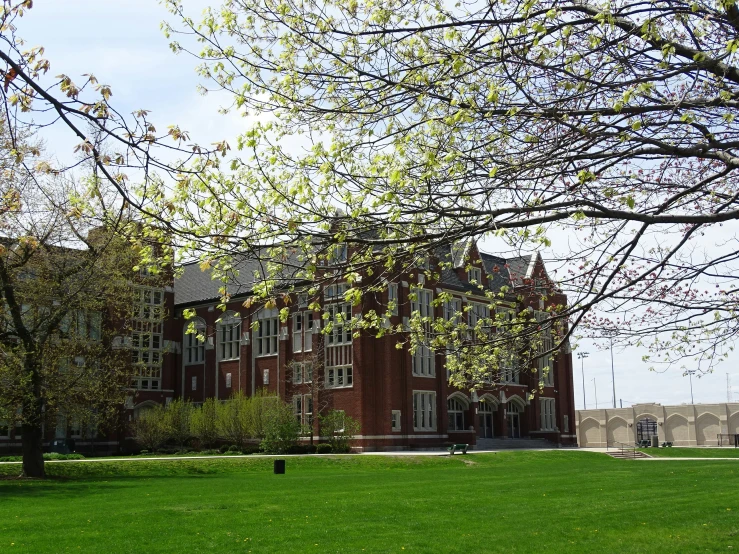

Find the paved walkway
[[2, 448, 737, 464]]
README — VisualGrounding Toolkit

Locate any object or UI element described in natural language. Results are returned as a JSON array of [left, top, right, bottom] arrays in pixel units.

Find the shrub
[[132, 404, 169, 451], [318, 410, 360, 454], [164, 398, 193, 447], [227, 445, 240, 452], [43, 453, 85, 460], [241, 445, 261, 455], [191, 398, 219, 448], [217, 392, 251, 449], [315, 443, 332, 454], [260, 400, 300, 454]]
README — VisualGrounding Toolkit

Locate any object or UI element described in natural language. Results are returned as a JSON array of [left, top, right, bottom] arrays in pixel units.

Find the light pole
[[686, 370, 696, 404], [602, 329, 618, 409], [577, 352, 589, 409], [592, 378, 598, 408]]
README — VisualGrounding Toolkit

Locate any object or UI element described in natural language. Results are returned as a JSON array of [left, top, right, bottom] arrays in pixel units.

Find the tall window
[[540, 398, 556, 430], [413, 391, 436, 431], [131, 286, 164, 390], [468, 302, 490, 337], [535, 311, 554, 386], [501, 351, 519, 384], [184, 318, 206, 364], [256, 311, 278, 357], [443, 297, 462, 323], [447, 398, 467, 431], [218, 312, 241, 360], [293, 395, 302, 424], [411, 288, 434, 377], [388, 283, 399, 316], [326, 290, 353, 388], [293, 311, 314, 353]]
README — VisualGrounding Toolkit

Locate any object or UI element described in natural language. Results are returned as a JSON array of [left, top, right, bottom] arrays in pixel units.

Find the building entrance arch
[[636, 417, 658, 443]]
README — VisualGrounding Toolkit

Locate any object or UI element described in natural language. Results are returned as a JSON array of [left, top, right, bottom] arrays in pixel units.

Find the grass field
[[1, 451, 737, 553], [640, 447, 739, 458]]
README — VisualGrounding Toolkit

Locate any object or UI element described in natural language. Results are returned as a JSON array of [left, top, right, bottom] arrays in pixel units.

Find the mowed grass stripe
[[1, 451, 736, 553]]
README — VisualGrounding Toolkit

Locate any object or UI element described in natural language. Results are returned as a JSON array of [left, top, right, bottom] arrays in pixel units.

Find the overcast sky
[[15, 1, 739, 408]]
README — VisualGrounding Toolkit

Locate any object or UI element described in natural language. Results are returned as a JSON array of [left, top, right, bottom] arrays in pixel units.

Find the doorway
[[506, 401, 522, 438], [478, 402, 494, 438]]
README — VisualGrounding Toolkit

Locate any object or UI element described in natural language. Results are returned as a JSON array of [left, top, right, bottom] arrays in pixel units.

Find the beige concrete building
[[576, 403, 739, 447]]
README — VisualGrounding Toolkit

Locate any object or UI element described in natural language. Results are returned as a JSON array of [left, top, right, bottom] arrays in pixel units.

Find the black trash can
[[274, 459, 285, 474]]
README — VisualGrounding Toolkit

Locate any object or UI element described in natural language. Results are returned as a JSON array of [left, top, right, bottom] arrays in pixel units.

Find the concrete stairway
[[605, 450, 651, 459], [475, 437, 553, 450]]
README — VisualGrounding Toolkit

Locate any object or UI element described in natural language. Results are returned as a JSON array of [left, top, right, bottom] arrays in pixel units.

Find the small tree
[[319, 410, 360, 454], [132, 405, 169, 452], [191, 398, 219, 449], [217, 392, 250, 449], [245, 388, 279, 441], [164, 399, 192, 449], [285, 342, 331, 445], [261, 400, 300, 454]]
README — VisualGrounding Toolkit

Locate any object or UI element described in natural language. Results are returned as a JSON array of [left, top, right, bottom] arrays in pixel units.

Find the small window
[[391, 410, 401, 432], [191, 376, 197, 391], [226, 373, 232, 389], [263, 368, 270, 385], [388, 283, 398, 316], [467, 266, 482, 285]]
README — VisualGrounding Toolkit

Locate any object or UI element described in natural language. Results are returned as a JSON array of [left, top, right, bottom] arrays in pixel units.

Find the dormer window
[[416, 255, 430, 270], [467, 266, 482, 285]]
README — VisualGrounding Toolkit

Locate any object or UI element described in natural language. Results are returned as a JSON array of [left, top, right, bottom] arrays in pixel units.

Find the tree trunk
[[21, 421, 45, 478]]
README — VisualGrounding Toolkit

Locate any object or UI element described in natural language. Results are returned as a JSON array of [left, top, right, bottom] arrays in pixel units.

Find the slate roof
[[174, 251, 306, 306], [175, 243, 540, 306], [505, 254, 534, 285]]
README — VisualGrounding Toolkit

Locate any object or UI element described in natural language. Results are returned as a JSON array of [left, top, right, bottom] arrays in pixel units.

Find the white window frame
[[256, 311, 278, 357], [184, 318, 206, 365], [293, 311, 314, 353], [411, 288, 435, 377], [226, 372, 232, 389], [467, 266, 482, 285], [304, 394, 314, 427], [391, 410, 401, 432], [293, 362, 303, 384], [388, 283, 398, 316], [293, 395, 303, 424], [413, 391, 437, 431], [218, 312, 241, 361], [535, 311, 554, 386], [131, 287, 165, 391], [468, 301, 490, 337], [447, 398, 467, 431], [540, 398, 556, 431], [325, 293, 353, 389], [304, 362, 313, 384]]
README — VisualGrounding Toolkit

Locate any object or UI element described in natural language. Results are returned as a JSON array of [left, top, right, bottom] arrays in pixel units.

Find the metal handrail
[[608, 440, 638, 459]]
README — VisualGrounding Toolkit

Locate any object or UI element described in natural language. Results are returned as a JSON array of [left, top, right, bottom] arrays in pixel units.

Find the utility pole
[[686, 370, 696, 405], [577, 352, 589, 409]]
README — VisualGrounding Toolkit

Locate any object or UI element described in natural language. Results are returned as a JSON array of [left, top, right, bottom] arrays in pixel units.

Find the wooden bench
[[637, 439, 651, 448], [661, 442, 673, 448], [448, 443, 469, 455]]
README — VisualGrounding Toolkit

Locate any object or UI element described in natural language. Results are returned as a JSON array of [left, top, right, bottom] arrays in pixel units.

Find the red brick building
[[167, 240, 577, 450]]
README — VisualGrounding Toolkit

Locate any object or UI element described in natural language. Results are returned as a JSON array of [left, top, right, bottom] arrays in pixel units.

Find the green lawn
[[641, 447, 739, 458], [1, 451, 737, 553]]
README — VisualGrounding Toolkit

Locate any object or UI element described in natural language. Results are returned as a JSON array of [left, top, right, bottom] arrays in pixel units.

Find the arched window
[[507, 400, 522, 413], [218, 312, 241, 361], [184, 318, 206, 365], [447, 398, 467, 431]]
